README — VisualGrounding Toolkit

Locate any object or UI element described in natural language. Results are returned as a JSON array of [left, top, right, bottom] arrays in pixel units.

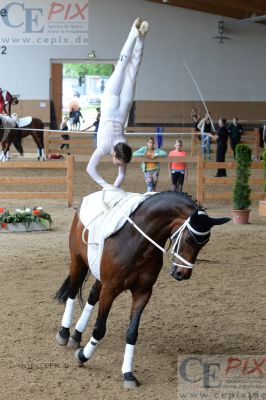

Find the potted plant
[[232, 144, 252, 224], [259, 149, 266, 216]]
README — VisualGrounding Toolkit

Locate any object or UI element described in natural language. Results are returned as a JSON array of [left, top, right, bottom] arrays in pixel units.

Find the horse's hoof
[[55, 327, 70, 346], [56, 331, 69, 346], [123, 372, 140, 389], [67, 336, 80, 350], [74, 348, 88, 365]]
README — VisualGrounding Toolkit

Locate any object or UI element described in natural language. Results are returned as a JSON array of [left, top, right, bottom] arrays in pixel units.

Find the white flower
[[37, 207, 43, 210], [25, 208, 31, 213], [15, 208, 22, 213]]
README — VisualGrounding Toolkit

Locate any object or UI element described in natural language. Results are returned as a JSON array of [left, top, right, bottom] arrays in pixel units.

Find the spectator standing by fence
[[228, 117, 243, 158], [197, 113, 213, 160], [59, 116, 70, 152], [72, 108, 84, 131], [191, 109, 201, 138], [133, 137, 167, 192], [168, 139, 188, 192], [214, 118, 229, 177]]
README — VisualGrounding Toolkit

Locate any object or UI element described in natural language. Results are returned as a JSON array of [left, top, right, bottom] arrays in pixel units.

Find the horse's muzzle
[[170, 265, 191, 281]]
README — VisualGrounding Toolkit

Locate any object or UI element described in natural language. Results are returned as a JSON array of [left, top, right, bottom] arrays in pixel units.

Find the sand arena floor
[[0, 136, 265, 399]]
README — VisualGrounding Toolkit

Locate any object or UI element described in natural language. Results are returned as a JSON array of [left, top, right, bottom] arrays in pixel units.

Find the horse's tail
[[13, 133, 24, 155], [54, 268, 90, 305], [54, 275, 71, 303]]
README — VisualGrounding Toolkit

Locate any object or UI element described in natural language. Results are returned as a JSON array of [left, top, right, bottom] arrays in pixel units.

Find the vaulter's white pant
[[100, 34, 145, 126]]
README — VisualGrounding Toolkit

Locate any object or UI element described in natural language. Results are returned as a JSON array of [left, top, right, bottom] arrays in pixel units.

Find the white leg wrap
[[83, 336, 99, 359], [122, 344, 135, 374], [41, 148, 45, 159], [75, 303, 94, 333], [61, 298, 75, 328]]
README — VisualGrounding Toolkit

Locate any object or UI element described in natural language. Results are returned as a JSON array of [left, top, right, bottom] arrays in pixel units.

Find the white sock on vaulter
[[139, 21, 149, 37]]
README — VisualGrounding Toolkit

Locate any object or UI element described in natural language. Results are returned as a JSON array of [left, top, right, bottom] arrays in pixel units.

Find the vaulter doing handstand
[[86, 17, 149, 188]]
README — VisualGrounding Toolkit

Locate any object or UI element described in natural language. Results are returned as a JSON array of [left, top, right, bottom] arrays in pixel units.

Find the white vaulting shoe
[[130, 17, 142, 38], [139, 21, 149, 37]]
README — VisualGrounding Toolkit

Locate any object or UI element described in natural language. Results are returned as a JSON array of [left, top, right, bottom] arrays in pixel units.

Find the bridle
[[170, 211, 210, 270]]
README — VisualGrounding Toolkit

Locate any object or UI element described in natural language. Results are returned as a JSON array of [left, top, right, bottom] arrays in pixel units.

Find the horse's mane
[[143, 190, 202, 210]]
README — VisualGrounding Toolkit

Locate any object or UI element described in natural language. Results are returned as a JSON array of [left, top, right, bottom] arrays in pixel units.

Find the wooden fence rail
[[44, 127, 195, 158], [196, 158, 264, 203], [0, 156, 74, 207], [0, 154, 263, 206], [45, 127, 262, 160]]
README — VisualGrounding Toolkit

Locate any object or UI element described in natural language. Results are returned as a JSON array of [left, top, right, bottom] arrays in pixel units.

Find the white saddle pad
[[0, 114, 17, 129], [80, 187, 153, 281], [17, 116, 32, 128]]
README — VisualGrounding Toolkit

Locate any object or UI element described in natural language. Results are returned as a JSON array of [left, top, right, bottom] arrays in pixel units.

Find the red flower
[[32, 209, 41, 216], [1, 223, 7, 229], [0, 208, 6, 214]]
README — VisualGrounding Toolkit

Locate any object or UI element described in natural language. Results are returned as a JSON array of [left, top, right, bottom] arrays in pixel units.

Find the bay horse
[[55, 190, 230, 388], [0, 115, 45, 161]]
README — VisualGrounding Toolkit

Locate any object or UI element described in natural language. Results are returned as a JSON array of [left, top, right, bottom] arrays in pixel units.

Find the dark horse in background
[[55, 190, 230, 389], [0, 115, 45, 161]]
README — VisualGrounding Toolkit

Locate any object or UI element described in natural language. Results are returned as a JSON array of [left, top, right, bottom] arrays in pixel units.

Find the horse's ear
[[189, 210, 210, 232], [189, 210, 230, 231], [209, 217, 231, 226]]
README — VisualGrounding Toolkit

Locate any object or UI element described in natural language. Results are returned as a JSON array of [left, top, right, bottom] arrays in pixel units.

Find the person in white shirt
[[86, 17, 149, 188]]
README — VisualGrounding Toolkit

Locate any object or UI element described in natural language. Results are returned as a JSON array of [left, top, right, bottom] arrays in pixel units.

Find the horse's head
[[12, 97, 19, 105], [169, 210, 230, 281]]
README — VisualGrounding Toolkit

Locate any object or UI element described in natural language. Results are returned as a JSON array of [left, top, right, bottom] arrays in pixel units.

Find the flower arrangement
[[0, 207, 52, 230]]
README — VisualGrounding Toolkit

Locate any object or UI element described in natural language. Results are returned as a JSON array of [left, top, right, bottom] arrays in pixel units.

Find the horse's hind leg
[[0, 142, 10, 162], [55, 257, 88, 346], [37, 147, 45, 161], [32, 133, 45, 161], [68, 280, 102, 349]]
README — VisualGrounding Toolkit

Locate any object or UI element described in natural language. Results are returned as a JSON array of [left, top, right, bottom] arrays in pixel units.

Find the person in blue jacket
[[133, 137, 167, 192]]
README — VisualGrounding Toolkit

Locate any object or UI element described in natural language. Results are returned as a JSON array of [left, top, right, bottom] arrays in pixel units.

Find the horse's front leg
[[68, 280, 102, 349], [122, 289, 152, 389], [74, 285, 116, 364], [0, 142, 8, 162]]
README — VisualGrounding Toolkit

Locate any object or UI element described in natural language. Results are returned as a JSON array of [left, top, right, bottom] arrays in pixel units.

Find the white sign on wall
[[0, 0, 89, 46]]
